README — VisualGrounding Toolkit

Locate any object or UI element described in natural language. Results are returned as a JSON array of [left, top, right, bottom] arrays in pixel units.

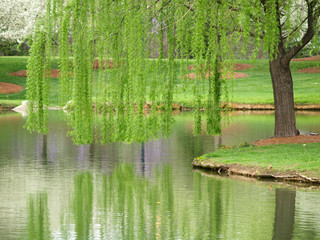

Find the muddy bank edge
[[192, 157, 320, 184]]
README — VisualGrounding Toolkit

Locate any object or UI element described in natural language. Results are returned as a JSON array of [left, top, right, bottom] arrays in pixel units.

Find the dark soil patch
[[297, 66, 320, 73], [254, 135, 320, 146], [292, 56, 320, 61], [0, 82, 24, 94], [10, 69, 61, 78]]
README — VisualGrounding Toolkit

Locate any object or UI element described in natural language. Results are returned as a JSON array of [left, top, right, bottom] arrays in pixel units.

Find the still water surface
[[0, 111, 320, 240]]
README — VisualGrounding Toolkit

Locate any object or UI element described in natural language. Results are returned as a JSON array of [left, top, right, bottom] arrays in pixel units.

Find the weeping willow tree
[[26, 0, 320, 144]]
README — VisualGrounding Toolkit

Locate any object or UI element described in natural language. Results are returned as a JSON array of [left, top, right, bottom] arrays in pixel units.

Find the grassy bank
[[193, 143, 320, 183], [1, 56, 320, 107]]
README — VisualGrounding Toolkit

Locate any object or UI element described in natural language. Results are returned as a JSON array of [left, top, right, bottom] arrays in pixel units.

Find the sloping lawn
[[1, 57, 320, 107]]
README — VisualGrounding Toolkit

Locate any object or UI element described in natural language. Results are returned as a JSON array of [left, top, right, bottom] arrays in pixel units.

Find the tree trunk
[[269, 57, 299, 137]]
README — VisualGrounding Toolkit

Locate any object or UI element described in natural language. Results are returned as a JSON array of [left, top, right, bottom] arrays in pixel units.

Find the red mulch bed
[[0, 82, 24, 94], [292, 56, 320, 61], [185, 63, 250, 79], [187, 63, 252, 71], [10, 69, 61, 78], [254, 135, 320, 146], [233, 63, 252, 71], [297, 66, 320, 73], [10, 60, 120, 78], [11, 60, 120, 78], [183, 72, 248, 80], [92, 60, 121, 69], [292, 56, 320, 73]]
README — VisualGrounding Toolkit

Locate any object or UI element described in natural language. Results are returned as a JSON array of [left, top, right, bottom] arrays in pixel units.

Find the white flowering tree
[[0, 0, 45, 54]]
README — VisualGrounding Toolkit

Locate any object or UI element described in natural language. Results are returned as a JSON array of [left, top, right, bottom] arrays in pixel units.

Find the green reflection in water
[[99, 164, 152, 239], [193, 172, 225, 239], [22, 164, 306, 239], [5, 112, 319, 240], [77, 165, 274, 239], [95, 164, 274, 239], [73, 173, 93, 240], [27, 192, 51, 240]]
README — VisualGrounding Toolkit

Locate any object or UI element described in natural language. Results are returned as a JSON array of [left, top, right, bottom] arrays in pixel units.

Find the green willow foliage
[[26, 0, 281, 144]]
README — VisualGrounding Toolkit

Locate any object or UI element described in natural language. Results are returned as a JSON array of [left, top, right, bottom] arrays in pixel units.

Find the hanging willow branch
[[25, 0, 285, 144]]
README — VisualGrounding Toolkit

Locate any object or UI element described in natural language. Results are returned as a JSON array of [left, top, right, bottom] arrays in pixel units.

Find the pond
[[0, 111, 320, 240]]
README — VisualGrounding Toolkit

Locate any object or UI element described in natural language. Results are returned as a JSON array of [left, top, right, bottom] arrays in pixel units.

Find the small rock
[[306, 131, 319, 136], [12, 100, 29, 117]]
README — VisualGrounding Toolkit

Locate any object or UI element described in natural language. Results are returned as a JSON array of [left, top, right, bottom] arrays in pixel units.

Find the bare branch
[[152, 0, 173, 19], [183, 4, 194, 12], [283, 16, 308, 40], [283, 0, 320, 64], [147, 0, 161, 10], [156, 2, 195, 31]]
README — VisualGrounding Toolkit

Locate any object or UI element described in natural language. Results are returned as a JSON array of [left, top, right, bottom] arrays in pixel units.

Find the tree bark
[[262, 0, 320, 138], [269, 56, 299, 137]]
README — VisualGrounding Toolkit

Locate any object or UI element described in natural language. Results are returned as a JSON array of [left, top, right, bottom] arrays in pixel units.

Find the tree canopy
[[25, 0, 320, 144]]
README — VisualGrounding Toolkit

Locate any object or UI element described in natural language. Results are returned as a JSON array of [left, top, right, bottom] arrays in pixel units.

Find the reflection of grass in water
[[27, 192, 51, 240]]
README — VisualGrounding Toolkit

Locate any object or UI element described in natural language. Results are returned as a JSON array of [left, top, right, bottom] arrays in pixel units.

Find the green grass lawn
[[196, 143, 320, 178], [0, 56, 60, 106], [228, 59, 320, 104], [0, 57, 28, 106], [1, 56, 320, 107]]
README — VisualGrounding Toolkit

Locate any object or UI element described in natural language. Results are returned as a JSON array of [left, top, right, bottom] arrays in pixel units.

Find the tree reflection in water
[[272, 188, 296, 240], [23, 164, 313, 240], [73, 173, 93, 240], [27, 192, 51, 240]]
